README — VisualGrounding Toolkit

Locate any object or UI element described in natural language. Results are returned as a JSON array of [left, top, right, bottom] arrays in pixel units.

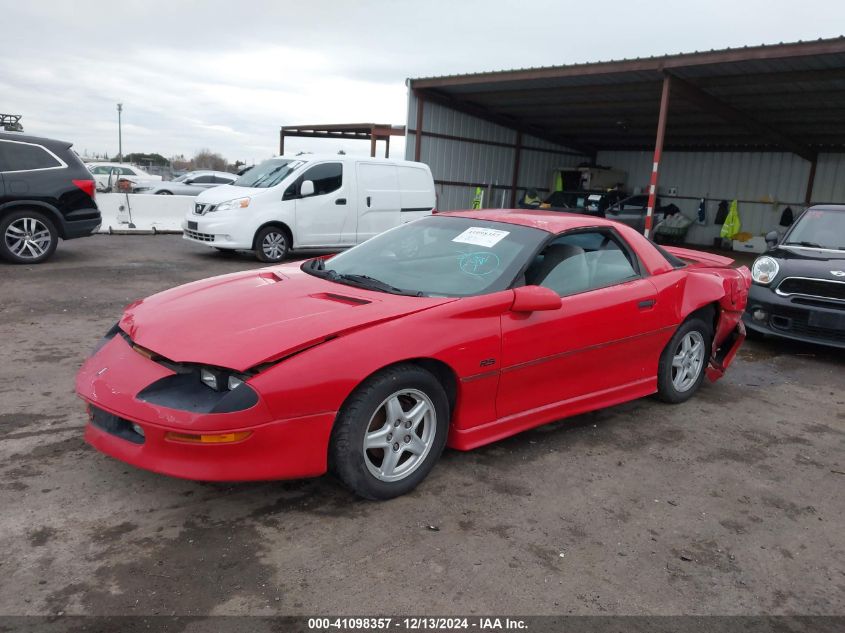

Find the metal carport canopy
[[408, 37, 845, 235]]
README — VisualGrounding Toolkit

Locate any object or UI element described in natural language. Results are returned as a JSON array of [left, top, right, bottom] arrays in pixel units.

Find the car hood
[[195, 184, 259, 203], [119, 264, 455, 372], [768, 245, 845, 283]]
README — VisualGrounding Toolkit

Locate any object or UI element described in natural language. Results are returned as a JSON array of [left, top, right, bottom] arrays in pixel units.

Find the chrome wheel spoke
[[385, 396, 404, 424], [406, 399, 429, 430]]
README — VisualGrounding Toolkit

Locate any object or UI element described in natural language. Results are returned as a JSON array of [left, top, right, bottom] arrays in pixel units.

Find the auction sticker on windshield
[[452, 227, 510, 248]]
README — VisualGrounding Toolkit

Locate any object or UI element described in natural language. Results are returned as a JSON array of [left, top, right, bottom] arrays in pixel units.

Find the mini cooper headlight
[[751, 256, 780, 285], [200, 367, 222, 391], [213, 197, 250, 213]]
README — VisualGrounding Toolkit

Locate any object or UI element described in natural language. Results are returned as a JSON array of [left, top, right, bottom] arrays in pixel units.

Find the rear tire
[[0, 210, 58, 264], [330, 364, 450, 500], [656, 317, 712, 403], [254, 226, 289, 263], [156, 190, 173, 195]]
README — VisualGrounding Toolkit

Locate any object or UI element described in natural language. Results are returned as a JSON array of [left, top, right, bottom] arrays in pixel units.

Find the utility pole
[[117, 103, 123, 162]]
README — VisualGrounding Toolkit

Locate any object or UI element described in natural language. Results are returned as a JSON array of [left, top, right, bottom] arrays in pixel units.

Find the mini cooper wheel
[[255, 226, 289, 262], [657, 317, 712, 403], [0, 210, 58, 264], [330, 364, 450, 500]]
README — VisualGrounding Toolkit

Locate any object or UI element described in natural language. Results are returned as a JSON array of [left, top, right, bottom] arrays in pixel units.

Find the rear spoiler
[[663, 246, 735, 268]]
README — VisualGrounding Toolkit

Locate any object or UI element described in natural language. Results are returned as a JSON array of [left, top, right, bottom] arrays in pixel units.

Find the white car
[[87, 162, 162, 191], [133, 170, 237, 195], [182, 155, 436, 262]]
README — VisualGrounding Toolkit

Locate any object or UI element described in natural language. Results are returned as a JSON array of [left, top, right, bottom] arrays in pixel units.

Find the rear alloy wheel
[[255, 226, 288, 263], [657, 317, 712, 403], [155, 190, 173, 195], [330, 365, 449, 499], [0, 211, 58, 264]]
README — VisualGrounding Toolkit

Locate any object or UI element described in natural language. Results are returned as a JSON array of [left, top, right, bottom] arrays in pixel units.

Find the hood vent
[[313, 292, 371, 306]]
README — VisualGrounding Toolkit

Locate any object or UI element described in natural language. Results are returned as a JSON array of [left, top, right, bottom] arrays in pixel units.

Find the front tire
[[254, 226, 289, 263], [0, 210, 58, 264], [657, 317, 712, 403], [330, 364, 450, 500]]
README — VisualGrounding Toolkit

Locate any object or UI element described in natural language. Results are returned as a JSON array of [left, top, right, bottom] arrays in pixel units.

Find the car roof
[[442, 208, 624, 233], [0, 130, 72, 150], [807, 204, 845, 212], [276, 153, 428, 167]]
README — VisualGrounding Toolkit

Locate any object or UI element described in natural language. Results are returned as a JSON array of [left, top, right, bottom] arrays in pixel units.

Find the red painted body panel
[[76, 209, 750, 482]]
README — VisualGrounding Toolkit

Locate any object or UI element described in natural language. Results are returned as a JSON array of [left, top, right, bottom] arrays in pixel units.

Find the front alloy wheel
[[671, 331, 705, 393], [330, 364, 450, 499], [363, 389, 437, 482]]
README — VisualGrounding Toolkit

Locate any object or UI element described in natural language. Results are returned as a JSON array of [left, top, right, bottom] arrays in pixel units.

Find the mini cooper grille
[[184, 228, 215, 242], [777, 277, 845, 302]]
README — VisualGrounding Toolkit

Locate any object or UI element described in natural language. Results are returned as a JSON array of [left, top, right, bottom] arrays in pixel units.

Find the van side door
[[356, 162, 400, 243], [287, 161, 351, 247]]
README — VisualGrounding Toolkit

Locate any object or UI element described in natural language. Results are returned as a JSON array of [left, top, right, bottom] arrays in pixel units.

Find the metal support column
[[414, 94, 424, 162], [804, 157, 818, 205], [279, 129, 285, 155], [370, 134, 377, 157], [385, 135, 390, 158], [645, 75, 672, 238], [510, 131, 522, 207]]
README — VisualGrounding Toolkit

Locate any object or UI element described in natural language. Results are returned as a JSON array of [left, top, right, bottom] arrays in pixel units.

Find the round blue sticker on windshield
[[459, 251, 500, 276]]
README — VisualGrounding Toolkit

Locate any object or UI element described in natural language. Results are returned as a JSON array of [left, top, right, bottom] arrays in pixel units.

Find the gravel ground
[[0, 234, 842, 619]]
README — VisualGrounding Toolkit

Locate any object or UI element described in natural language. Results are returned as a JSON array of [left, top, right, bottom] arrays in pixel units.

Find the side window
[[301, 162, 343, 196], [120, 167, 137, 176], [192, 175, 215, 184], [214, 175, 235, 184], [0, 141, 62, 172], [283, 163, 343, 200], [524, 230, 639, 297]]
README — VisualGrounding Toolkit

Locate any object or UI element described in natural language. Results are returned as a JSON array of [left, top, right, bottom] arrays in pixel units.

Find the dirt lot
[[0, 235, 843, 618]]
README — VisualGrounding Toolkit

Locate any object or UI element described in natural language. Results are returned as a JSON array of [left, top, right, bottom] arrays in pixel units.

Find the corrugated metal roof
[[408, 37, 845, 154]]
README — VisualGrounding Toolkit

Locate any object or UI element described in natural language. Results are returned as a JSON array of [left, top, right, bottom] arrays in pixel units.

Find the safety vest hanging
[[471, 186, 484, 209], [720, 199, 741, 239]]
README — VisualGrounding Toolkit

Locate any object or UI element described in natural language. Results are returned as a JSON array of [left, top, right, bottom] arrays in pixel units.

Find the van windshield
[[234, 159, 303, 188]]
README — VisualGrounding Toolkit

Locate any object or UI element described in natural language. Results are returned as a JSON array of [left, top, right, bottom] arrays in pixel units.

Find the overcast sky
[[2, 0, 843, 164]]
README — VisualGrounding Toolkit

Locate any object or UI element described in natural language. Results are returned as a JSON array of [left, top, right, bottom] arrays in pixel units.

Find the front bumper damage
[[76, 332, 335, 481]]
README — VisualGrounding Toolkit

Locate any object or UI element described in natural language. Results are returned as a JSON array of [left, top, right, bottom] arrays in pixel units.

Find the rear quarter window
[[0, 141, 63, 172]]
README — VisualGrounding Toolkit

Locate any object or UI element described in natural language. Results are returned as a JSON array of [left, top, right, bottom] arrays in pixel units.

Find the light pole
[[116, 103, 123, 162]]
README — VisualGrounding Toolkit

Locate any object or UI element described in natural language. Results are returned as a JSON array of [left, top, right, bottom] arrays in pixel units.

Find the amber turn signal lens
[[164, 431, 252, 444]]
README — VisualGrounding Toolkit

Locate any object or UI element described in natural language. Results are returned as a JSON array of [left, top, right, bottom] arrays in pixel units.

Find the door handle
[[366, 196, 371, 207], [335, 198, 347, 205], [638, 299, 656, 310]]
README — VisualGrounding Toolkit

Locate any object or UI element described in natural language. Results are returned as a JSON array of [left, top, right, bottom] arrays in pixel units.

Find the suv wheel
[[0, 210, 58, 264]]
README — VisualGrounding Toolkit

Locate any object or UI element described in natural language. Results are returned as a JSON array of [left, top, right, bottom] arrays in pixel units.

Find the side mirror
[[765, 230, 779, 248], [184, 178, 195, 185], [300, 180, 315, 197], [511, 285, 562, 313]]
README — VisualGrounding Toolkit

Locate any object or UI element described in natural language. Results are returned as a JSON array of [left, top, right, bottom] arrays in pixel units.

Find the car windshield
[[234, 159, 303, 188], [303, 216, 548, 297], [784, 208, 845, 250]]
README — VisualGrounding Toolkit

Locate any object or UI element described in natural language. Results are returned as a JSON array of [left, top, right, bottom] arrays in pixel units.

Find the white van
[[182, 155, 436, 261]]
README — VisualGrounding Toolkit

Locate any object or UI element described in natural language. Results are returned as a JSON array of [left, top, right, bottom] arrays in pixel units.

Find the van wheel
[[255, 226, 288, 262], [0, 210, 58, 264]]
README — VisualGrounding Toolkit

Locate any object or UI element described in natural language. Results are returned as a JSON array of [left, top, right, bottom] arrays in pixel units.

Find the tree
[[191, 149, 227, 172]]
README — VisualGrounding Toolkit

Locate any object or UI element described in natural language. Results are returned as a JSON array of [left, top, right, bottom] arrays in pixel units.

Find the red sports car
[[76, 210, 750, 499]]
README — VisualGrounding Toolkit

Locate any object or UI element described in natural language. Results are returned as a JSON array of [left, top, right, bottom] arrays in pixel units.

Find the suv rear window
[[0, 141, 63, 172]]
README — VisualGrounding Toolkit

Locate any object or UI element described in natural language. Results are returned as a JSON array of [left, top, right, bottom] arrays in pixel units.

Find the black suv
[[0, 131, 100, 263]]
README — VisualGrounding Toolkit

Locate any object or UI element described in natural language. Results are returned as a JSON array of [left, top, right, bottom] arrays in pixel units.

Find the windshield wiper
[[784, 240, 824, 248], [335, 273, 424, 297]]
